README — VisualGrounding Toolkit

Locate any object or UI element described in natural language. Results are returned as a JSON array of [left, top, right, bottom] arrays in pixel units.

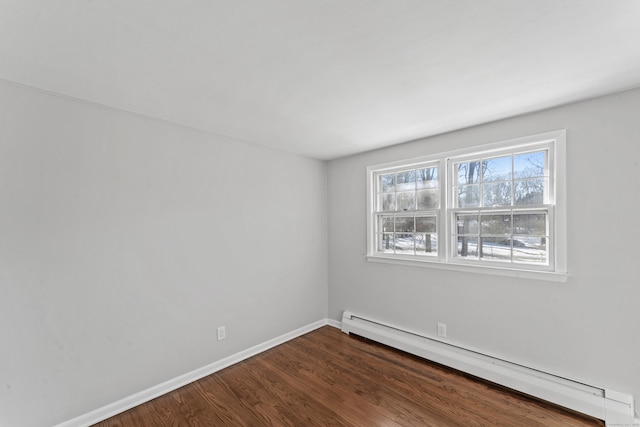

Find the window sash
[[374, 162, 440, 213], [448, 147, 551, 210], [374, 212, 439, 257], [448, 206, 552, 269]]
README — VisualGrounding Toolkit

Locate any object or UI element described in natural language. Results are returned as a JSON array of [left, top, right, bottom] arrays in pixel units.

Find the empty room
[[1, 1, 639, 426]]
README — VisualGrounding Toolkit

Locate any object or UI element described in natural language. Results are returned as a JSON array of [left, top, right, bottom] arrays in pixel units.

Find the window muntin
[[366, 130, 566, 277]]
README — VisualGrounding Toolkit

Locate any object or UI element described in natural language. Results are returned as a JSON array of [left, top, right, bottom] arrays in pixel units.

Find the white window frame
[[366, 130, 567, 282]]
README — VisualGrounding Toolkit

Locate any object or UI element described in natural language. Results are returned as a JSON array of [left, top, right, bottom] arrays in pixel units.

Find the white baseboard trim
[[54, 318, 330, 427], [326, 318, 342, 329]]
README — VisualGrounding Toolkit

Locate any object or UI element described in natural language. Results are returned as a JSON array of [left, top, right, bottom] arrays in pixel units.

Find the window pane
[[482, 156, 512, 182], [482, 182, 512, 207], [480, 237, 512, 261], [379, 193, 395, 211], [395, 233, 414, 253], [416, 216, 437, 233], [417, 167, 438, 188], [457, 184, 480, 207], [513, 213, 547, 235], [396, 192, 415, 211], [514, 151, 545, 179], [456, 161, 480, 185], [512, 236, 547, 264], [481, 214, 512, 235], [377, 234, 394, 253], [514, 178, 546, 205], [417, 189, 439, 209], [456, 236, 478, 258], [395, 216, 414, 232], [416, 233, 437, 255], [380, 173, 395, 193], [395, 170, 415, 192], [379, 215, 394, 233], [456, 214, 478, 234]]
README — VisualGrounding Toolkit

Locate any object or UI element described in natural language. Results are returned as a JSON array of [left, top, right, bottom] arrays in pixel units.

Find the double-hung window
[[367, 130, 566, 281], [374, 163, 440, 257]]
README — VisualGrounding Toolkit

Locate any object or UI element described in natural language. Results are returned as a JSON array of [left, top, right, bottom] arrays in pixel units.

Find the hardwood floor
[[95, 326, 604, 426]]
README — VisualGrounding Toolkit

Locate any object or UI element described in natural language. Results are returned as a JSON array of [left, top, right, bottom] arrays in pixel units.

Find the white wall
[[328, 88, 640, 410], [0, 81, 328, 427]]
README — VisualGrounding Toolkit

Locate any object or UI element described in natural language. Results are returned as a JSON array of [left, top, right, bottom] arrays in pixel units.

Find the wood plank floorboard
[[94, 326, 604, 427]]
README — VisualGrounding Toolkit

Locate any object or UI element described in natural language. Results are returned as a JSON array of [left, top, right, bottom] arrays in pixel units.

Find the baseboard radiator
[[341, 311, 636, 427]]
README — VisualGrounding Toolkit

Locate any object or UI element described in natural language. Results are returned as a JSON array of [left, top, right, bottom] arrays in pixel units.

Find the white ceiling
[[1, 1, 640, 160]]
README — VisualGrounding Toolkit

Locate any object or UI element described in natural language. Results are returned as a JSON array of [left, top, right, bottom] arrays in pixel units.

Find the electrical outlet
[[217, 326, 226, 341], [437, 322, 447, 338]]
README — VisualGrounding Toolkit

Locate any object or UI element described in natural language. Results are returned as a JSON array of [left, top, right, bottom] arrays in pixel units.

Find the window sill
[[365, 255, 568, 283]]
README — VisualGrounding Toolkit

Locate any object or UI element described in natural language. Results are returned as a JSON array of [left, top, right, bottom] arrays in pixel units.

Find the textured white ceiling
[[2, 1, 640, 159]]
